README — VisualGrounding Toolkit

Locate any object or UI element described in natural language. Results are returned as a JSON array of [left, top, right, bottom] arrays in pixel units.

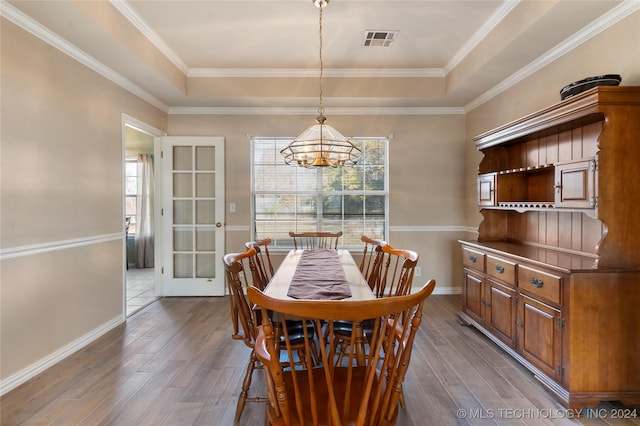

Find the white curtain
[[135, 153, 154, 268]]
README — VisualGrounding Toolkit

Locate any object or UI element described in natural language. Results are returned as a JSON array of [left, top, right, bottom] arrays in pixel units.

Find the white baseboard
[[0, 315, 124, 396], [429, 286, 462, 295]]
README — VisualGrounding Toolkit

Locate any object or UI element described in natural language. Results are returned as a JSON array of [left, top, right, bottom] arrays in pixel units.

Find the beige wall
[[167, 113, 468, 291], [1, 9, 638, 392], [0, 19, 167, 385]]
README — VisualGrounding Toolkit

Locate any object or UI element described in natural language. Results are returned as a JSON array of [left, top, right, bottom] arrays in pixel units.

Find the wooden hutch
[[459, 86, 640, 409]]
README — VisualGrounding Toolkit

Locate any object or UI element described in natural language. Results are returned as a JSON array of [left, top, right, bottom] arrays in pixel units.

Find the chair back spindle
[[289, 231, 343, 250]]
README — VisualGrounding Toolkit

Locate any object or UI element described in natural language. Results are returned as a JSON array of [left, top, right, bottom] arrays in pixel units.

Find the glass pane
[[363, 220, 385, 239], [255, 140, 278, 164], [296, 195, 316, 219], [125, 196, 137, 216], [365, 195, 385, 214], [196, 253, 215, 278], [173, 146, 192, 170], [323, 195, 343, 219], [196, 146, 215, 170], [196, 227, 215, 251], [343, 166, 364, 190], [196, 173, 215, 197], [365, 165, 385, 191], [173, 228, 192, 251], [294, 167, 317, 191], [125, 161, 137, 176], [125, 177, 137, 195], [362, 139, 385, 165], [174, 253, 193, 278], [173, 173, 192, 197], [174, 200, 193, 224], [276, 195, 296, 220], [344, 195, 364, 216], [196, 200, 215, 224], [322, 167, 343, 191], [255, 165, 275, 191]]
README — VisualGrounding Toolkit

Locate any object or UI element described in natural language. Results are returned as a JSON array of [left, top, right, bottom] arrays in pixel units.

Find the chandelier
[[280, 0, 362, 167]]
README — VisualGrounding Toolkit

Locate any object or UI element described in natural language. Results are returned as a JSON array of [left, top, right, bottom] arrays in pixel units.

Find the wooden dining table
[[263, 249, 375, 301], [262, 249, 375, 365]]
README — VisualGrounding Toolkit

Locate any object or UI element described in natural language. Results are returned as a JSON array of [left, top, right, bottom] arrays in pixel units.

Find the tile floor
[[126, 267, 157, 316]]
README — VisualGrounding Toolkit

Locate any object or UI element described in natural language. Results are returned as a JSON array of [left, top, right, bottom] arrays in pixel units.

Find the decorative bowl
[[560, 74, 621, 100]]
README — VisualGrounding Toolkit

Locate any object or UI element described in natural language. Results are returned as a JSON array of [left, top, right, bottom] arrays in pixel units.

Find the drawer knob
[[469, 255, 477, 263], [495, 264, 505, 274], [531, 277, 544, 288]]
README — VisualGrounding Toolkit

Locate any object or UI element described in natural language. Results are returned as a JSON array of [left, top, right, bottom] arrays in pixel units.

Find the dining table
[[262, 248, 376, 365]]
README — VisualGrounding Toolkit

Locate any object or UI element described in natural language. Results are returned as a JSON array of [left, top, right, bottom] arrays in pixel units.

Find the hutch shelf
[[459, 86, 640, 409]]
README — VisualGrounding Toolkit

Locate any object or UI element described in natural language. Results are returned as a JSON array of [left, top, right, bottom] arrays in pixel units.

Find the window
[[125, 158, 139, 234], [252, 137, 388, 248]]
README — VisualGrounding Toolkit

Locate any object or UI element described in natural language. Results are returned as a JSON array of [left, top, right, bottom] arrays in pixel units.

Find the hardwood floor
[[2, 295, 638, 425]]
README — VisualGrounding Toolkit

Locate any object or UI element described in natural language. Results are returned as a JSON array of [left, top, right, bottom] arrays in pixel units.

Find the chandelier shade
[[280, 0, 361, 168], [281, 115, 361, 167]]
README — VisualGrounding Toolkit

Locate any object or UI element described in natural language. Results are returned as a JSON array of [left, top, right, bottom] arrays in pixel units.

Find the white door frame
[[121, 114, 165, 314]]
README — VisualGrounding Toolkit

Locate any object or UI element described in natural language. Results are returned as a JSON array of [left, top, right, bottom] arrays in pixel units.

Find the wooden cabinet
[[460, 87, 640, 409]]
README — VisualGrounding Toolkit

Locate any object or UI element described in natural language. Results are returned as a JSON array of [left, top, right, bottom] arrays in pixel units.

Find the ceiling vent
[[363, 30, 398, 47]]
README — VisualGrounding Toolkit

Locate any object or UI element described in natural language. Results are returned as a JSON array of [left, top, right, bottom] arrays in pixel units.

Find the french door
[[157, 136, 225, 296]]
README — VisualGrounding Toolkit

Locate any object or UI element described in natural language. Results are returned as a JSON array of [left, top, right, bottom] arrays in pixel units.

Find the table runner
[[287, 249, 352, 300]]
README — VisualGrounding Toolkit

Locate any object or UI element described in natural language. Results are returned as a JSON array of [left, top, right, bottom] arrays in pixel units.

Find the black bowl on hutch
[[560, 74, 621, 100]]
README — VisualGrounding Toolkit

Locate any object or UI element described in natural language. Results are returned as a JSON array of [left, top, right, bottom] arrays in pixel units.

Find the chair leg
[[235, 349, 266, 424]]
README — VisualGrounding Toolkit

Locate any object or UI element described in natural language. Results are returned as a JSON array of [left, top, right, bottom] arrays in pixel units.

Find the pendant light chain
[[318, 4, 324, 116]]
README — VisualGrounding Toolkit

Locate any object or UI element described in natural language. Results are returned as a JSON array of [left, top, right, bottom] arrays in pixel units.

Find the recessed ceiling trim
[[445, 0, 520, 74], [168, 106, 465, 115], [0, 2, 169, 112], [188, 68, 445, 78], [465, 0, 640, 113], [109, 0, 189, 74]]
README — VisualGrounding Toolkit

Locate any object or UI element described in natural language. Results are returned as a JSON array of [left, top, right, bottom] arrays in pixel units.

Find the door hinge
[[513, 335, 519, 348], [513, 295, 519, 306], [161, 267, 164, 274], [557, 365, 565, 377], [161, 150, 164, 159], [161, 208, 164, 216], [557, 317, 565, 330], [591, 158, 598, 171], [590, 196, 598, 208]]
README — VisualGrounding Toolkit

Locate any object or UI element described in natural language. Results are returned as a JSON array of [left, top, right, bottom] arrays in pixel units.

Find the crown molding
[[1, 2, 169, 113], [109, 0, 189, 74], [168, 106, 465, 115], [465, 0, 640, 113], [188, 68, 445, 78]]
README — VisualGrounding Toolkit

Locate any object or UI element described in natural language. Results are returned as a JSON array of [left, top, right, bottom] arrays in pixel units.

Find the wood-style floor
[[2, 295, 638, 425]]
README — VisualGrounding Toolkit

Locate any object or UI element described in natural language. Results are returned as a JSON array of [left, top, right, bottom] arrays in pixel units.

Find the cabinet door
[[554, 159, 596, 208], [485, 279, 517, 347], [478, 173, 497, 206], [517, 294, 563, 381], [463, 269, 485, 325]]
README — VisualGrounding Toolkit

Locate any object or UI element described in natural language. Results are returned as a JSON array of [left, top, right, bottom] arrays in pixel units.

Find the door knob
[[216, 222, 222, 228]]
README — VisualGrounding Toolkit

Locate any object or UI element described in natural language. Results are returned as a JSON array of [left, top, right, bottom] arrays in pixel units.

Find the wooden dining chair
[[332, 244, 419, 366], [245, 238, 320, 365], [223, 248, 267, 424], [249, 280, 436, 426], [289, 231, 343, 249]]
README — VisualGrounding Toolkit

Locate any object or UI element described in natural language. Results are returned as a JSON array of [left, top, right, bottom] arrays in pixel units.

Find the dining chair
[[223, 248, 267, 424], [245, 238, 320, 365], [332, 244, 419, 366], [289, 231, 343, 249], [249, 280, 436, 426]]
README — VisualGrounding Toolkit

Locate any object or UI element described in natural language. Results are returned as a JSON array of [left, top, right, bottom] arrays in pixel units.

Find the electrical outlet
[[414, 267, 421, 277], [229, 202, 236, 213]]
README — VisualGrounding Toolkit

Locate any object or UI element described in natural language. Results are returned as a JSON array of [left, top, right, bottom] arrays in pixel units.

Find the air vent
[[363, 30, 398, 47]]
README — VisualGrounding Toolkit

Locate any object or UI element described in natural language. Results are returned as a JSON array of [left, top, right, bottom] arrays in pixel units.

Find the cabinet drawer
[[518, 265, 562, 305], [486, 254, 516, 286], [462, 247, 485, 272]]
